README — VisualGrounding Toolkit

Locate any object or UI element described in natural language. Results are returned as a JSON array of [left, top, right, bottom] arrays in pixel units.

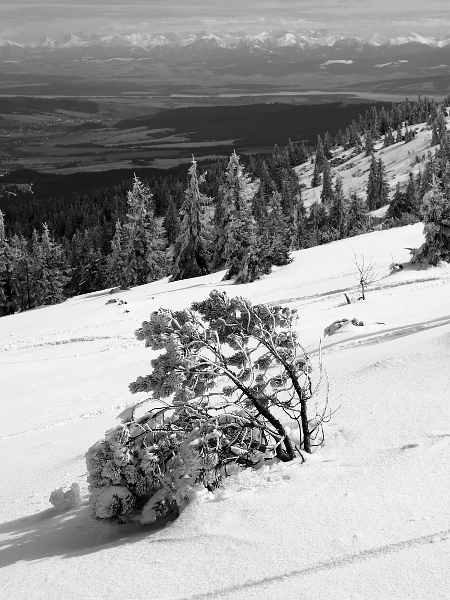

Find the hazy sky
[[1, 0, 450, 43]]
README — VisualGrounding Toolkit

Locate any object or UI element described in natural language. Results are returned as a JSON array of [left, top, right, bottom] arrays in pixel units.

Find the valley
[[0, 94, 401, 175], [1, 30, 449, 176]]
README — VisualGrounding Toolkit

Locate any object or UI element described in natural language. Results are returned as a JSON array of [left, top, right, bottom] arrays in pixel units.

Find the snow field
[[1, 222, 450, 599]]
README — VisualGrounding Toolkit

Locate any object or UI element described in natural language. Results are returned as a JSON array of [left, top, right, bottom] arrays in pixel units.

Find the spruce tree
[[76, 236, 104, 295], [323, 132, 333, 160], [405, 172, 420, 216], [258, 160, 277, 198], [377, 158, 390, 207], [7, 234, 33, 312], [366, 156, 390, 210], [121, 176, 169, 287], [347, 121, 361, 149], [315, 135, 326, 170], [329, 176, 347, 238], [346, 192, 368, 237], [285, 139, 301, 167], [265, 192, 292, 267], [320, 162, 334, 205], [171, 159, 210, 281], [291, 193, 306, 250], [386, 183, 409, 221], [311, 160, 322, 188], [211, 178, 232, 270], [221, 152, 262, 283], [383, 128, 394, 148], [366, 154, 379, 210], [252, 185, 269, 234], [307, 202, 328, 246], [280, 168, 301, 215], [163, 193, 181, 247], [368, 106, 379, 136], [413, 175, 450, 265], [106, 220, 126, 287], [32, 224, 68, 306], [296, 142, 308, 165], [365, 132, 374, 156], [0, 211, 15, 316]]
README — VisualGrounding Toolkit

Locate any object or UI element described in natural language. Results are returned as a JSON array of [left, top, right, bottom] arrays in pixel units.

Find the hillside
[[297, 118, 441, 210], [1, 222, 450, 599]]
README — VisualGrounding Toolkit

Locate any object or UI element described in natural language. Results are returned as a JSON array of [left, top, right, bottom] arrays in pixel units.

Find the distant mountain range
[[2, 29, 450, 60]]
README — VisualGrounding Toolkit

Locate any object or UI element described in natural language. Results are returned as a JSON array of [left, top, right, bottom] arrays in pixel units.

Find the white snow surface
[[1, 223, 450, 599]]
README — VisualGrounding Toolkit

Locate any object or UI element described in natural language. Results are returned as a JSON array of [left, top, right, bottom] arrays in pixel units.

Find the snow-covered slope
[[296, 118, 442, 211], [1, 222, 450, 599]]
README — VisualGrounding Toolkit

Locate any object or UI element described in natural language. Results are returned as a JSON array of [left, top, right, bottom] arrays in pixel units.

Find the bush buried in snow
[[85, 290, 329, 524]]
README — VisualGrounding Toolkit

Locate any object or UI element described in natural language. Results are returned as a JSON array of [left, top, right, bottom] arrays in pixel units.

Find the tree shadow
[[0, 501, 178, 567]]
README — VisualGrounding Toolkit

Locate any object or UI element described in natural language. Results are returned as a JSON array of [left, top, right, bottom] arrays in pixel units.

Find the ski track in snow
[[266, 273, 446, 308], [0, 334, 139, 356], [323, 314, 450, 353], [180, 530, 450, 600], [0, 401, 133, 440]]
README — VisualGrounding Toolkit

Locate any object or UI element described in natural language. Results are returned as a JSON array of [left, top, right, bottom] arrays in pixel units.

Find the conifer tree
[[211, 179, 232, 270], [311, 160, 322, 188], [252, 185, 269, 234], [346, 192, 368, 236], [3, 234, 30, 313], [404, 126, 411, 143], [163, 193, 181, 247], [106, 220, 126, 287], [377, 158, 390, 207], [365, 132, 374, 156], [315, 135, 326, 170], [120, 176, 169, 287], [291, 193, 306, 250], [439, 130, 450, 163], [285, 139, 303, 167], [32, 224, 68, 306], [379, 106, 391, 135], [366, 156, 390, 210], [307, 202, 328, 246], [265, 192, 292, 267], [280, 168, 302, 215], [368, 106, 379, 136], [405, 172, 420, 216], [323, 132, 333, 160], [383, 128, 394, 148], [320, 162, 334, 205], [258, 160, 277, 198], [68, 229, 105, 295], [386, 183, 409, 221], [432, 109, 447, 144], [296, 142, 308, 165], [221, 152, 262, 283], [329, 176, 347, 238], [171, 159, 210, 281], [0, 211, 15, 315], [366, 154, 379, 210], [413, 175, 450, 265]]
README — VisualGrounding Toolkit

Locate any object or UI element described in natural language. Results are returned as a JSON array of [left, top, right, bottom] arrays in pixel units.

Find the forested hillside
[[1, 95, 450, 316]]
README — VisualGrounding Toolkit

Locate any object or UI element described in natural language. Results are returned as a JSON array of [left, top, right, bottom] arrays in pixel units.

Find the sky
[[1, 0, 450, 43]]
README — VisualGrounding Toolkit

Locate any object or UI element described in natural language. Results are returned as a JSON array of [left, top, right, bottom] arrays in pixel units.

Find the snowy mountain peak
[[0, 38, 24, 48], [3, 29, 450, 56]]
